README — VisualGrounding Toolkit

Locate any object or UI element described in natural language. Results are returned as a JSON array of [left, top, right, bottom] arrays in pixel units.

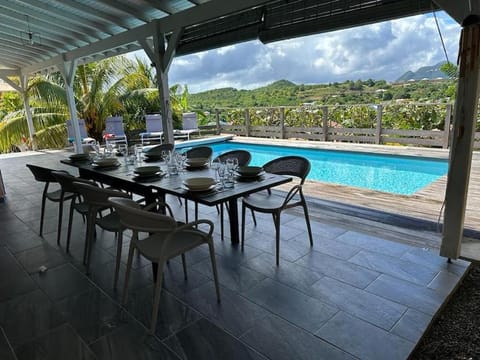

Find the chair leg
[[181, 253, 188, 279], [84, 213, 96, 274], [220, 203, 224, 241], [66, 200, 75, 252], [241, 202, 246, 251], [57, 196, 64, 246], [273, 212, 281, 266], [113, 231, 123, 289], [302, 201, 314, 247], [208, 241, 221, 303], [250, 209, 257, 226], [184, 199, 189, 222], [122, 242, 136, 305], [150, 262, 165, 334], [39, 187, 48, 237]]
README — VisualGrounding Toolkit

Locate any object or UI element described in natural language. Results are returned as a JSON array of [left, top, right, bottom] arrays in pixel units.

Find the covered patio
[[0, 149, 470, 359]]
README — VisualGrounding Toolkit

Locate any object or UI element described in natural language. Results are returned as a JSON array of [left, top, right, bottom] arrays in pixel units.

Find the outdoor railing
[[199, 103, 480, 149]]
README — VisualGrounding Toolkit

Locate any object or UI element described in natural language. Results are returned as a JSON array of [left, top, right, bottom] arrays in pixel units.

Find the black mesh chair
[[241, 156, 313, 265], [213, 150, 251, 240], [184, 146, 212, 160], [26, 164, 76, 242]]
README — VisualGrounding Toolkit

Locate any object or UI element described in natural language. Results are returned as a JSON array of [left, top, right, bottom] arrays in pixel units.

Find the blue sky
[[148, 11, 461, 93]]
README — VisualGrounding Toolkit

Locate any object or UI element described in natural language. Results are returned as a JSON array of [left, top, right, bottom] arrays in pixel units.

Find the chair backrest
[[105, 116, 126, 136], [66, 119, 89, 139], [263, 156, 311, 184], [215, 150, 251, 166], [145, 114, 163, 133], [185, 146, 212, 159], [73, 182, 128, 208], [52, 171, 95, 194], [109, 197, 176, 234], [26, 164, 57, 183], [182, 112, 198, 130]]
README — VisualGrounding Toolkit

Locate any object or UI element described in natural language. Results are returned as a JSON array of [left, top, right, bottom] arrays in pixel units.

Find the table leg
[[227, 199, 239, 244]]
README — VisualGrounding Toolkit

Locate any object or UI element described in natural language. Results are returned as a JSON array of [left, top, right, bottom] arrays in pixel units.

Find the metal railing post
[[322, 106, 329, 141], [280, 107, 285, 139], [245, 108, 250, 137], [443, 104, 453, 149], [376, 105, 383, 145], [215, 109, 221, 135]]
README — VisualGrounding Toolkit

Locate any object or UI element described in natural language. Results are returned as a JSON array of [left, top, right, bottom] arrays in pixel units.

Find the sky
[[144, 11, 461, 94]]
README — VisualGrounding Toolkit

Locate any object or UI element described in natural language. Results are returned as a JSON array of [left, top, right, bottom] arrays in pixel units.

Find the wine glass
[[118, 144, 128, 164]]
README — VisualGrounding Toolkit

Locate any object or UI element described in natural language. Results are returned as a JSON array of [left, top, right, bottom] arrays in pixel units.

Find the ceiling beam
[[98, 0, 151, 23], [433, 0, 480, 24]]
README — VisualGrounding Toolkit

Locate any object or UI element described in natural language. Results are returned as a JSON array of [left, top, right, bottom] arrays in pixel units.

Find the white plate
[[183, 177, 216, 191], [134, 166, 161, 175]]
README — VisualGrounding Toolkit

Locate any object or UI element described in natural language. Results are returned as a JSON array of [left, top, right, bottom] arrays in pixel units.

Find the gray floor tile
[[391, 308, 432, 343], [0, 247, 38, 302], [240, 314, 355, 360], [243, 252, 324, 294], [15, 243, 67, 274], [0, 327, 15, 360], [32, 263, 96, 301], [401, 247, 470, 276], [90, 321, 179, 360], [428, 270, 463, 295], [296, 250, 379, 289], [316, 311, 415, 360], [163, 318, 265, 360], [183, 281, 270, 337], [307, 237, 361, 260], [14, 324, 96, 360], [309, 276, 406, 330], [0, 289, 65, 347], [244, 278, 338, 333], [336, 231, 412, 257], [349, 250, 438, 286], [56, 289, 129, 344], [365, 274, 444, 315]]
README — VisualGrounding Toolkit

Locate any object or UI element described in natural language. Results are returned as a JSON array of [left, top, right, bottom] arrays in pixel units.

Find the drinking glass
[[134, 144, 143, 162], [118, 144, 128, 164]]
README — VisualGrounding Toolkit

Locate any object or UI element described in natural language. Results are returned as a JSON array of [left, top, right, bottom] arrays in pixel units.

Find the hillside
[[396, 62, 448, 82], [189, 77, 454, 110]]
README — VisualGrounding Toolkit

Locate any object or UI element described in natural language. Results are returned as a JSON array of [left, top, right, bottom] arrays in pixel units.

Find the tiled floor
[[0, 151, 470, 360]]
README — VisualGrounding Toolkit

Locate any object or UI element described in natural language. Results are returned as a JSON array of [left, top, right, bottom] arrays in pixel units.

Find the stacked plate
[[133, 166, 162, 178], [92, 157, 120, 168], [183, 177, 216, 192], [236, 166, 264, 178], [69, 153, 90, 162], [185, 157, 209, 169]]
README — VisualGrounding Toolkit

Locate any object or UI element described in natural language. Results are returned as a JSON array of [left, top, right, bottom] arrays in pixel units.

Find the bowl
[[183, 177, 216, 191], [93, 158, 118, 166], [237, 166, 263, 177], [186, 157, 209, 167], [69, 153, 90, 161], [134, 166, 161, 175]]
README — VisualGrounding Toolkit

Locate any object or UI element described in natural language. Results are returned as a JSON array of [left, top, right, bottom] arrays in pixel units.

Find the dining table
[[60, 155, 292, 245]]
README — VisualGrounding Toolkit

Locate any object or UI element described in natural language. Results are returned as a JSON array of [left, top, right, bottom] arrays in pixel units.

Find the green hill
[[189, 77, 454, 110]]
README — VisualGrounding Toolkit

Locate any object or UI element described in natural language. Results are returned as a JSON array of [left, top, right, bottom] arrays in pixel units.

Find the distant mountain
[[396, 62, 448, 82]]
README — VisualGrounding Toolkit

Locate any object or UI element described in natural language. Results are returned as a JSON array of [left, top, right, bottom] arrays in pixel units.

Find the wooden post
[[279, 107, 285, 139], [245, 109, 250, 137], [441, 20, 480, 259], [443, 104, 453, 149], [215, 109, 221, 135], [322, 106, 329, 141], [375, 105, 383, 145]]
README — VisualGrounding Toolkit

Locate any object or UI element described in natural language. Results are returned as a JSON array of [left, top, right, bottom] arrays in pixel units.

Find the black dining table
[[61, 157, 291, 244]]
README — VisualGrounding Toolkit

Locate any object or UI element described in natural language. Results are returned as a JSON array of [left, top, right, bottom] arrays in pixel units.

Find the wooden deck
[[233, 138, 480, 246]]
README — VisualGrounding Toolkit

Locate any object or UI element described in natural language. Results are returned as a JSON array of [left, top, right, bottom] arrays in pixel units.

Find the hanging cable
[[433, 10, 450, 64]]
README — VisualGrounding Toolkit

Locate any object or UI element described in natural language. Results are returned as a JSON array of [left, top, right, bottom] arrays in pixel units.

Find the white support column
[[0, 71, 36, 150], [440, 18, 480, 259], [141, 23, 183, 145], [58, 60, 82, 153], [20, 74, 36, 150]]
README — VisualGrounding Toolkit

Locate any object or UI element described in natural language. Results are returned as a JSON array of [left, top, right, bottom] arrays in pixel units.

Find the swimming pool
[[200, 141, 448, 196]]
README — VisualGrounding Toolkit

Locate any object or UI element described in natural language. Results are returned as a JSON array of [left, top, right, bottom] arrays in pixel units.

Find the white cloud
[[163, 11, 461, 93]]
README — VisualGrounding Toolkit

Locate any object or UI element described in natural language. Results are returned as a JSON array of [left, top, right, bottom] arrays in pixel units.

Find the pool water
[[207, 142, 448, 196]]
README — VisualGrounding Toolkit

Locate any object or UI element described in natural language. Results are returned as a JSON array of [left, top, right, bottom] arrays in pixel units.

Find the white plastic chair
[[66, 119, 96, 151], [103, 116, 128, 147], [109, 197, 221, 334], [140, 114, 163, 145], [175, 112, 200, 140]]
